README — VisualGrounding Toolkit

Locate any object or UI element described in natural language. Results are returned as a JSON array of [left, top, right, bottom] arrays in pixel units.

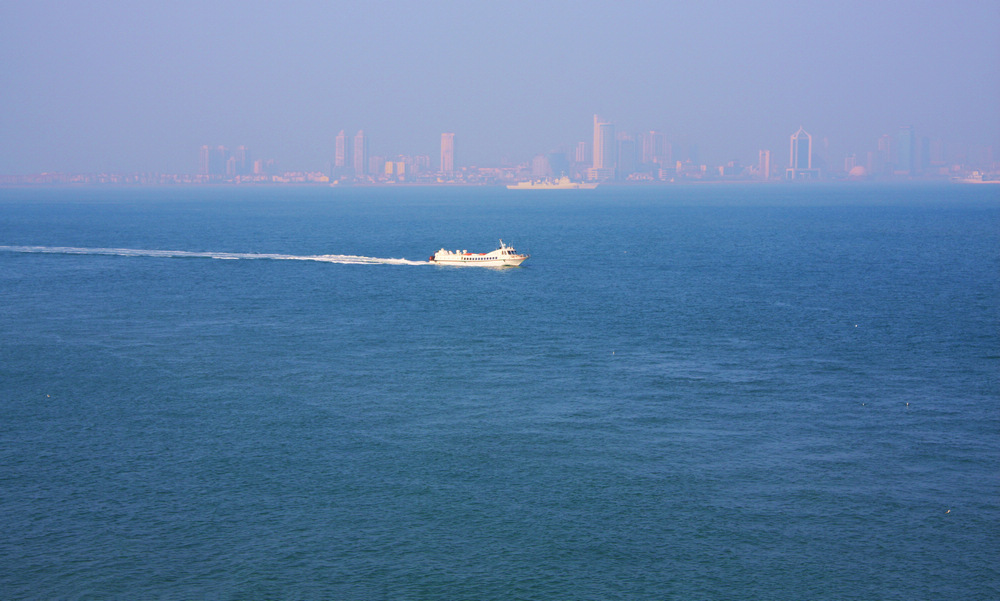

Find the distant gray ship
[[506, 176, 598, 190]]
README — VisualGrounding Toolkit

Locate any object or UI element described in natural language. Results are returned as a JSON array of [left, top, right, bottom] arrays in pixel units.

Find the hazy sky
[[2, 0, 998, 173]]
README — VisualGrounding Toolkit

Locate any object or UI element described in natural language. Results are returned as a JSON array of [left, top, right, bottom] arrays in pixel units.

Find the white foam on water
[[0, 245, 431, 266]]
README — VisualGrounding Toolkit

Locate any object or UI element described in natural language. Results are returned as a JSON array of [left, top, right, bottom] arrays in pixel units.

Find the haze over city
[[2, 0, 998, 176]]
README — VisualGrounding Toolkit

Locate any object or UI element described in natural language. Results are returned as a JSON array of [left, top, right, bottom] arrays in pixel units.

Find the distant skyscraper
[[200, 145, 228, 178], [575, 141, 588, 165], [641, 131, 667, 166], [234, 145, 251, 176], [758, 149, 771, 180], [617, 133, 637, 178], [590, 114, 616, 180], [440, 133, 455, 174], [353, 130, 368, 176], [214, 146, 228, 177], [592, 115, 616, 170], [790, 127, 812, 170], [335, 130, 347, 168], [199, 145, 211, 176], [896, 126, 915, 175], [786, 127, 817, 179], [877, 134, 893, 174], [531, 154, 551, 178]]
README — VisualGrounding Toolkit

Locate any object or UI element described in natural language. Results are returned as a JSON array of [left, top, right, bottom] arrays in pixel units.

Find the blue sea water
[[0, 184, 997, 600]]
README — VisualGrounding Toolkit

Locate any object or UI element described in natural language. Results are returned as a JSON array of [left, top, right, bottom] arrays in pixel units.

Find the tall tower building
[[641, 131, 667, 166], [896, 126, 915, 175], [877, 133, 893, 174], [617, 133, 637, 178], [353, 130, 368, 176], [786, 127, 816, 179], [592, 115, 616, 169], [200, 145, 229, 178], [440, 133, 455, 175], [531, 154, 551, 178], [790, 127, 812, 170], [199, 145, 211, 176], [234, 145, 251, 176], [758, 149, 771, 180], [335, 130, 348, 168], [590, 114, 616, 180]]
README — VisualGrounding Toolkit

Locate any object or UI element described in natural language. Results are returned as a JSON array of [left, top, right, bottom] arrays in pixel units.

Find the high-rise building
[[440, 133, 455, 174], [641, 131, 667, 167], [895, 126, 915, 175], [877, 134, 893, 174], [786, 127, 817, 179], [254, 158, 276, 176], [790, 127, 811, 170], [213, 146, 228, 177], [592, 114, 615, 169], [617, 133, 637, 179], [199, 145, 229, 178], [335, 130, 348, 168], [353, 130, 368, 176], [199, 145, 211, 176], [234, 146, 251, 176], [531, 154, 551, 178], [758, 150, 771, 180], [590, 114, 616, 180]]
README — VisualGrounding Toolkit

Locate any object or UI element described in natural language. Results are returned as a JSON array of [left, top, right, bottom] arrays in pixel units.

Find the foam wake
[[0, 245, 431, 266]]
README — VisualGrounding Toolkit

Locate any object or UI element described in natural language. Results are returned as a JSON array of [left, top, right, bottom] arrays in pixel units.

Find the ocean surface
[[1, 184, 997, 600]]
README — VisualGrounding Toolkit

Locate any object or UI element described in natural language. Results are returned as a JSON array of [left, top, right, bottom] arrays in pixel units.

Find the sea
[[1, 184, 997, 600]]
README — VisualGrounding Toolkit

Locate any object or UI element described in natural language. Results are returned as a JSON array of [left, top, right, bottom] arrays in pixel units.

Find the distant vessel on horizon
[[951, 171, 1000, 184], [506, 176, 598, 190], [428, 239, 529, 267]]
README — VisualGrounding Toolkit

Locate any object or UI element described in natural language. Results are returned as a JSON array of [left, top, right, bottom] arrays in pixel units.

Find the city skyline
[[189, 116, 998, 179], [6, 110, 998, 185], [6, 116, 997, 185], [194, 116, 1000, 181], [2, 1, 997, 175]]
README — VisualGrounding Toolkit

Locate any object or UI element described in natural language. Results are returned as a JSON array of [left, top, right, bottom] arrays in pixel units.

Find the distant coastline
[[2, 173, 993, 188]]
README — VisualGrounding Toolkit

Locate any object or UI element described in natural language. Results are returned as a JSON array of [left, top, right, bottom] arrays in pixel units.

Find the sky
[[2, 0, 998, 174]]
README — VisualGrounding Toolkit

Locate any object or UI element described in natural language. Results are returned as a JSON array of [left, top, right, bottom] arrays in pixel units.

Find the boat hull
[[429, 239, 529, 267], [506, 183, 598, 190], [506, 176, 598, 190], [429, 257, 527, 267]]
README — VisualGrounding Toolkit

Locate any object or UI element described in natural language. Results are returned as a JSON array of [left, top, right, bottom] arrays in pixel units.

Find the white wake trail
[[0, 245, 431, 266]]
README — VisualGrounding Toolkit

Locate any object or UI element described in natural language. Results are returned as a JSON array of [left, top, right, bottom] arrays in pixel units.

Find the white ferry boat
[[507, 176, 598, 190], [429, 239, 529, 267]]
